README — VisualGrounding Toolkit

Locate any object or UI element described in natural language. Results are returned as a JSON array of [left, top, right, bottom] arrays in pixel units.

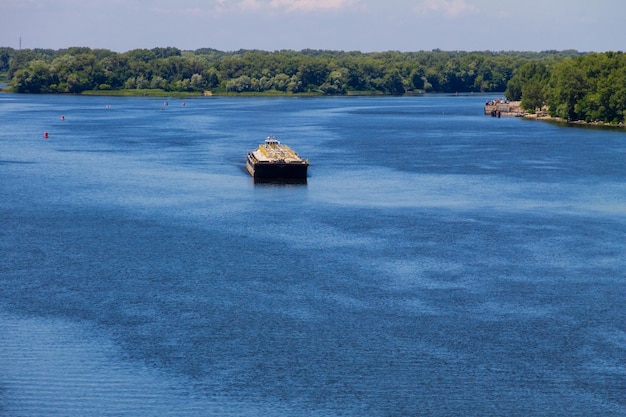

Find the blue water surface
[[1, 93, 625, 416]]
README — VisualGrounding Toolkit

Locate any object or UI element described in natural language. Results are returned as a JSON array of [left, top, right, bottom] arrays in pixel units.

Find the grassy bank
[[79, 88, 394, 98], [81, 89, 202, 98]]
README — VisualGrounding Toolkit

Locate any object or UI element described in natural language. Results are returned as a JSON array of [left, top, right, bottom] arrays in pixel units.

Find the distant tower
[[19, 37, 22, 50]]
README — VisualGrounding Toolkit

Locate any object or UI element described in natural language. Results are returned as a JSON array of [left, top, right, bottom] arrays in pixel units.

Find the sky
[[1, 0, 625, 53]]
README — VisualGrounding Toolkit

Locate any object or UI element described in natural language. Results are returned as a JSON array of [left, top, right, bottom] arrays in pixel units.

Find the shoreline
[[2, 86, 625, 129], [485, 100, 626, 129], [0, 87, 402, 98]]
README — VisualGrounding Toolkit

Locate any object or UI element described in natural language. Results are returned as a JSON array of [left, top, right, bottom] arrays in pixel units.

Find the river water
[[1, 93, 625, 416]]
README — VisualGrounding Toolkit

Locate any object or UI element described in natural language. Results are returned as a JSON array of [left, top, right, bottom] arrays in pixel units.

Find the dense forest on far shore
[[0, 46, 580, 96]]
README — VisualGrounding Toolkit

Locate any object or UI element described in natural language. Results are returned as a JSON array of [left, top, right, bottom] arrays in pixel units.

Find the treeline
[[505, 51, 626, 123], [0, 46, 579, 95]]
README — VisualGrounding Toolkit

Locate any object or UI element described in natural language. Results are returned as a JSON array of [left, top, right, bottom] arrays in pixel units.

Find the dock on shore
[[484, 100, 522, 117]]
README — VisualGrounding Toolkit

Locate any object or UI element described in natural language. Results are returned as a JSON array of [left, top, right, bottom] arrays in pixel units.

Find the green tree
[[226, 75, 251, 92], [272, 73, 290, 91], [0, 47, 12, 73], [150, 75, 167, 89], [520, 79, 546, 113], [384, 69, 406, 95], [546, 58, 589, 120], [287, 75, 302, 93], [190, 73, 205, 90], [202, 67, 220, 89], [505, 61, 549, 102], [11, 60, 56, 93], [298, 58, 329, 92]]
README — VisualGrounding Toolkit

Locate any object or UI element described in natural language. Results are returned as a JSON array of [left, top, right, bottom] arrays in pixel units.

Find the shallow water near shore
[[1, 93, 625, 416]]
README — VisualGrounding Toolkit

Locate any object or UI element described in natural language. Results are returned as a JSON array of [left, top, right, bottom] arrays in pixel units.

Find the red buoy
[[61, 115, 65, 121], [43, 131, 49, 139]]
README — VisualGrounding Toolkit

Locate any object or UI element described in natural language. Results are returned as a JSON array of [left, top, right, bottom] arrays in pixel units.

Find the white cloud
[[216, 0, 358, 13], [414, 0, 479, 18], [269, 0, 357, 12]]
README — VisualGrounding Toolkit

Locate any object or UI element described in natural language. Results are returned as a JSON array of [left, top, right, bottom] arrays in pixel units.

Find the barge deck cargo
[[246, 137, 308, 180]]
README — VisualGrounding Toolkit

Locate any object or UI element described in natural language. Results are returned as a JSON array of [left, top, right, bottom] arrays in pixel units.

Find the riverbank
[[485, 100, 626, 128], [523, 112, 626, 128]]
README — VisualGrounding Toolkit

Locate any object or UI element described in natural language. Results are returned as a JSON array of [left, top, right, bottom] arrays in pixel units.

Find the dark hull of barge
[[247, 153, 308, 181]]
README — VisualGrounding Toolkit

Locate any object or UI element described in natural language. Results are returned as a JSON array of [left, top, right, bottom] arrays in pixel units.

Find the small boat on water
[[246, 137, 308, 180]]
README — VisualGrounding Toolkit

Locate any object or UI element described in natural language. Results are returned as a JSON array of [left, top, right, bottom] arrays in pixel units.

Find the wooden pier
[[484, 100, 522, 117]]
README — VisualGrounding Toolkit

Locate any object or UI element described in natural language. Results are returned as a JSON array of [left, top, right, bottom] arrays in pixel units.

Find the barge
[[246, 137, 308, 180]]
